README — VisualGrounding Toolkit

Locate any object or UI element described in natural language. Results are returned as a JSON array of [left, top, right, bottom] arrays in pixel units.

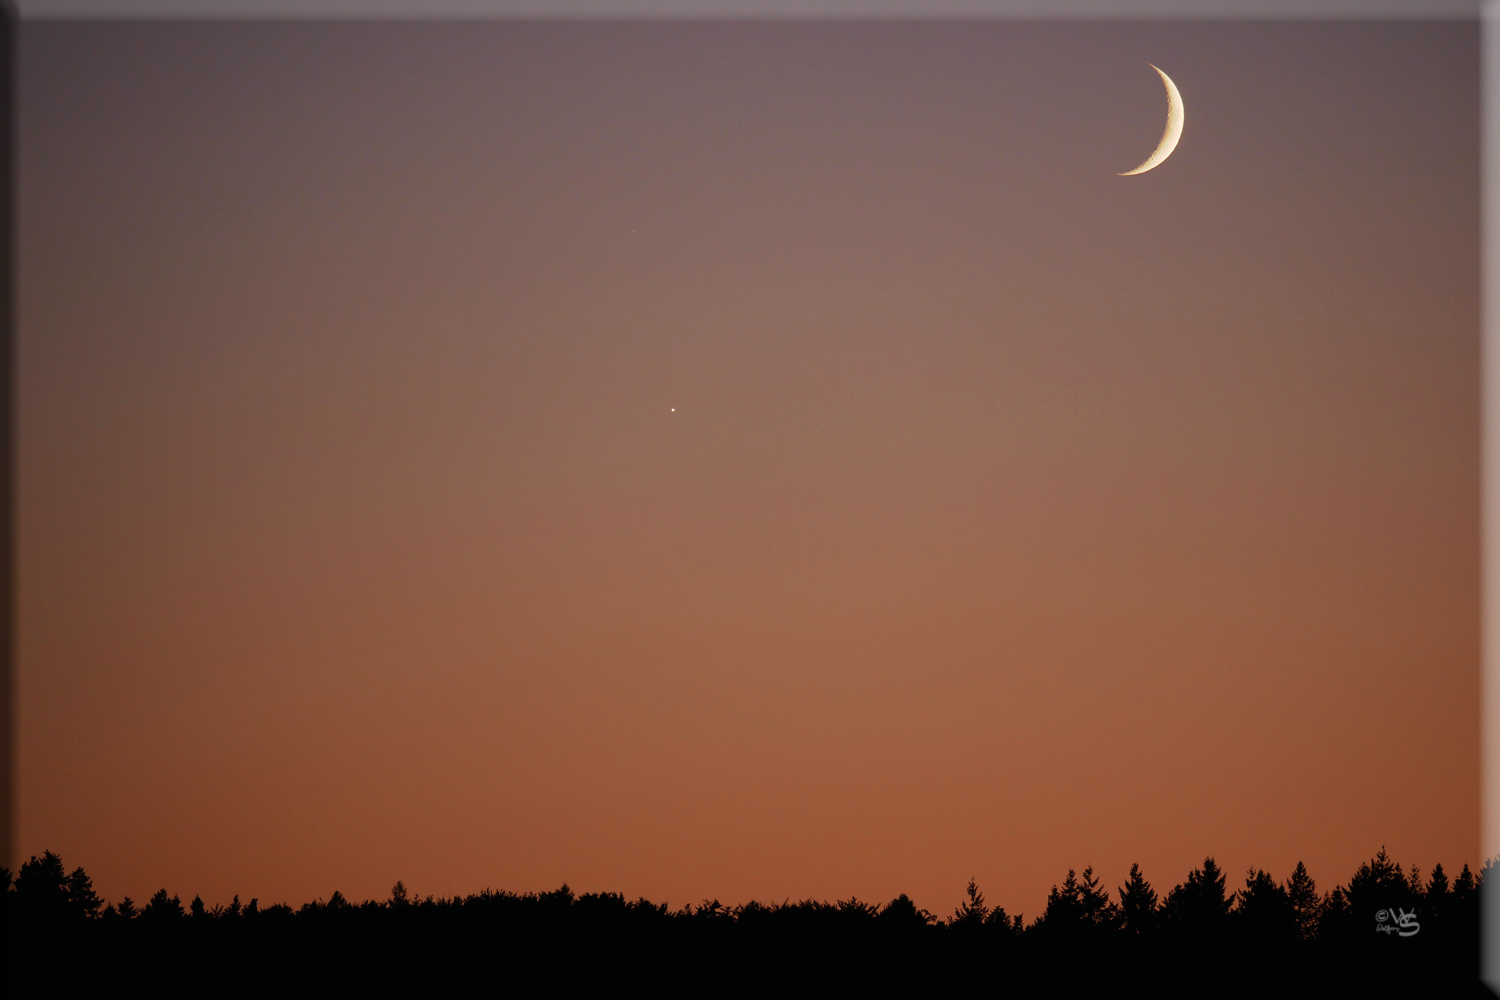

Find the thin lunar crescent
[[1119, 64, 1183, 176]]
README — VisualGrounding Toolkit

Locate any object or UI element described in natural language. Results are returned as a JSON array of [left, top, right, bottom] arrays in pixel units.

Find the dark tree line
[[3, 847, 1491, 994]]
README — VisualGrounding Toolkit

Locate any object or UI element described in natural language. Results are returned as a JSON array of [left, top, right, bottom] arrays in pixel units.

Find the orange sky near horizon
[[16, 19, 1479, 917]]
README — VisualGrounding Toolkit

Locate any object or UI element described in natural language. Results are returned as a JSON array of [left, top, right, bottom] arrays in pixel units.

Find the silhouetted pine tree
[[1076, 867, 1118, 933], [877, 894, 935, 929], [65, 866, 101, 921], [1035, 867, 1118, 934], [1117, 863, 1158, 939], [1232, 868, 1297, 959], [142, 888, 184, 922], [941, 878, 1016, 981], [1452, 863, 1477, 900], [1161, 857, 1231, 930], [1112, 863, 1160, 984], [951, 877, 988, 927], [1329, 847, 1414, 933], [1160, 857, 1232, 978], [1283, 861, 1321, 942], [949, 876, 1020, 959], [1449, 863, 1482, 981], [1421, 863, 1449, 934], [1035, 869, 1084, 934], [15, 851, 77, 924], [1030, 864, 1120, 981], [1427, 863, 1450, 900], [1315, 845, 1433, 990], [983, 902, 1022, 935]]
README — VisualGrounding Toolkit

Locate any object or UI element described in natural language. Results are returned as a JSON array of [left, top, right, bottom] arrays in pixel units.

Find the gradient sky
[[17, 20, 1478, 917]]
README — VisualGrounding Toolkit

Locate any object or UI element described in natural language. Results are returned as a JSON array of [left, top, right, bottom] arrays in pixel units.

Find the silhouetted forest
[[4, 848, 1492, 994]]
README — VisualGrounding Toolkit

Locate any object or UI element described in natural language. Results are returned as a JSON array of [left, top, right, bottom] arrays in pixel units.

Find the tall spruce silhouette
[[1159, 856, 1232, 977], [1117, 863, 1159, 938], [1284, 860, 1322, 942], [1233, 867, 1297, 954]]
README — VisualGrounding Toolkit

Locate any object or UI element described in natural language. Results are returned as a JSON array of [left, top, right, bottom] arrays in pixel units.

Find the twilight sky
[[17, 19, 1478, 916]]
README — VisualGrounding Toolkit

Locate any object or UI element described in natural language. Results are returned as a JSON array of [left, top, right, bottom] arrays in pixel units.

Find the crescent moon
[[1119, 64, 1184, 176]]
